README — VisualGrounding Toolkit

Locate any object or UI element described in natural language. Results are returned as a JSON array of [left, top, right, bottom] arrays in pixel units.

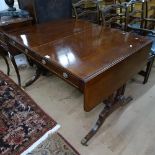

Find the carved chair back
[[126, 0, 155, 84], [100, 3, 129, 30], [72, 0, 100, 23]]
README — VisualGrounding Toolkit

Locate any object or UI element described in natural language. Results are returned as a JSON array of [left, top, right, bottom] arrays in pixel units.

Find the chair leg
[[10, 55, 21, 86], [143, 56, 155, 84], [1, 53, 10, 76]]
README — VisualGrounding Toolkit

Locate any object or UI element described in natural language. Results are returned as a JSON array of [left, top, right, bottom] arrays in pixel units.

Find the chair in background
[[18, 0, 72, 23], [99, 2, 129, 30], [72, 0, 100, 24], [98, 0, 117, 9], [143, 1, 155, 30], [139, 35, 155, 84], [127, 0, 155, 84], [100, 4, 119, 27]]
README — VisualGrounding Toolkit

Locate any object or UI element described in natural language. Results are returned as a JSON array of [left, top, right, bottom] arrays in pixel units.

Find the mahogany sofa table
[[3, 19, 152, 145]]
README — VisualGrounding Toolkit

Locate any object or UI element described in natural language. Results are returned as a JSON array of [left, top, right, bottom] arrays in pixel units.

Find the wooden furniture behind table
[[3, 19, 152, 145], [0, 16, 33, 85], [72, 0, 100, 24], [127, 0, 155, 84], [99, 3, 128, 30], [17, 0, 72, 23]]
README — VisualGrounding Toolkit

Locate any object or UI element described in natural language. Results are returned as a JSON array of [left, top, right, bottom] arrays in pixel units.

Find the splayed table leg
[[81, 85, 132, 146]]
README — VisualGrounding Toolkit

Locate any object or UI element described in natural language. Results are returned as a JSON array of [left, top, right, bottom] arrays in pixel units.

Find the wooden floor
[[1, 58, 155, 155]]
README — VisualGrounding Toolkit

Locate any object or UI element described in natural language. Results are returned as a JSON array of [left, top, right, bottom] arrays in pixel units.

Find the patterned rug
[[0, 70, 58, 155], [27, 133, 80, 155]]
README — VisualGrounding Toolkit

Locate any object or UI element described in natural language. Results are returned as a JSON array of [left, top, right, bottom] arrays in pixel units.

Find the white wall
[[0, 0, 19, 11], [0, 0, 8, 11], [14, 0, 19, 8]]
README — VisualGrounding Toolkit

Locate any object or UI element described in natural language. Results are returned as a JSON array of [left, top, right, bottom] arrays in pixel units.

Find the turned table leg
[[0, 46, 10, 76], [1, 53, 10, 76], [10, 55, 21, 86], [81, 85, 132, 146], [23, 66, 41, 88]]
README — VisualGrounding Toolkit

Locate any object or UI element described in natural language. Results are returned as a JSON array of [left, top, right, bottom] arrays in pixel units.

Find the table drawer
[[8, 41, 84, 91], [8, 39, 41, 60], [40, 57, 84, 90], [8, 39, 27, 54]]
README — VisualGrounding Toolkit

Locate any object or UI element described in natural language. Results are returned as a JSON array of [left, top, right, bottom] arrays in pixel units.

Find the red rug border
[[0, 70, 58, 155], [0, 70, 56, 126]]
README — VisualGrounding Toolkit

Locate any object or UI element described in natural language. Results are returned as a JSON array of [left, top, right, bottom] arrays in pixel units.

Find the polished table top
[[4, 19, 152, 111], [6, 19, 94, 47], [5, 19, 151, 81]]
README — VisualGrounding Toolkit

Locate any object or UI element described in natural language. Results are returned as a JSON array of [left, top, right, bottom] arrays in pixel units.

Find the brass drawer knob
[[63, 72, 69, 79], [25, 49, 28, 54], [0, 32, 3, 38], [42, 59, 46, 65], [12, 41, 15, 45]]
